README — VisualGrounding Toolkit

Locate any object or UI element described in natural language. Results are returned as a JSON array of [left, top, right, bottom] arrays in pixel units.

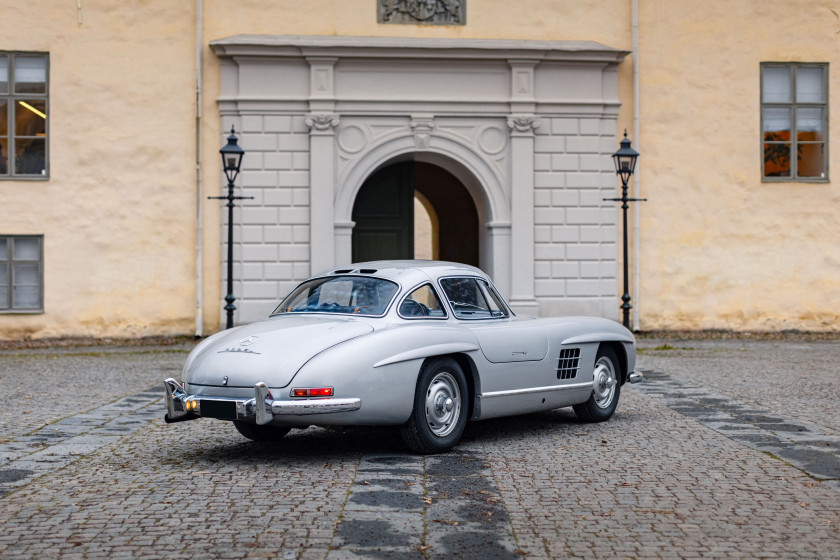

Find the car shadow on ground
[[169, 406, 639, 464]]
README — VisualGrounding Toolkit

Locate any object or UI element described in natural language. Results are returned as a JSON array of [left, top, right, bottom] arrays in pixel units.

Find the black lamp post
[[209, 127, 252, 329], [604, 130, 644, 330]]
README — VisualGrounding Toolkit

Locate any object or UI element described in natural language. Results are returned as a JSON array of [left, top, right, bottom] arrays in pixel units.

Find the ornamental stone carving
[[507, 115, 541, 135], [305, 113, 340, 132], [410, 116, 435, 149], [378, 0, 466, 25]]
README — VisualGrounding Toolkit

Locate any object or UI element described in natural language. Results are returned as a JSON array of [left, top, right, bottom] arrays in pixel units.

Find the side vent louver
[[556, 348, 581, 380]]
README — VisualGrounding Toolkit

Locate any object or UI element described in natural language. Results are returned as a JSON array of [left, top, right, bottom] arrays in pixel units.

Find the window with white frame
[[0, 53, 49, 178], [0, 235, 43, 312], [761, 63, 828, 181]]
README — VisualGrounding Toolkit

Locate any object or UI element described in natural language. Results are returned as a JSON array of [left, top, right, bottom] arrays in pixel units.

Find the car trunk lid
[[186, 315, 373, 389]]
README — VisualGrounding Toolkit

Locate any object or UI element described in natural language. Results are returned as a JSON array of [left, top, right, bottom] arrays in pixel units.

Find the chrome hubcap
[[425, 371, 461, 437], [592, 356, 617, 409]]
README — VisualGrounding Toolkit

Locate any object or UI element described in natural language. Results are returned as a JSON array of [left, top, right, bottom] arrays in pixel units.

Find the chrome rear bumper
[[629, 370, 644, 384], [163, 378, 362, 425]]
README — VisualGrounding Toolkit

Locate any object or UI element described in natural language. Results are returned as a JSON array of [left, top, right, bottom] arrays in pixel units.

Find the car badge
[[222, 376, 229, 386], [240, 335, 258, 346], [217, 347, 261, 355]]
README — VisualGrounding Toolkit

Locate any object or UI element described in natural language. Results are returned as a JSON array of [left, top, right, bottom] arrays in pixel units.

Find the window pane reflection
[[13, 286, 39, 308], [14, 138, 45, 175], [798, 143, 825, 178], [13, 237, 39, 260], [0, 56, 7, 94], [0, 139, 7, 175], [796, 107, 823, 141], [14, 56, 46, 94], [764, 143, 791, 177], [763, 107, 790, 141], [15, 100, 46, 136], [762, 66, 790, 102], [796, 67, 824, 103]]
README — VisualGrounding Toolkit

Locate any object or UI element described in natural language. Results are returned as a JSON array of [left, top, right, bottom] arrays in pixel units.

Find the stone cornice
[[211, 35, 629, 63]]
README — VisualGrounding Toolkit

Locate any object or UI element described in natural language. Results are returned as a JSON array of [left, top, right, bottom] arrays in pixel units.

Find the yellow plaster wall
[[637, 0, 840, 330], [0, 1, 197, 338], [7, 1, 832, 337]]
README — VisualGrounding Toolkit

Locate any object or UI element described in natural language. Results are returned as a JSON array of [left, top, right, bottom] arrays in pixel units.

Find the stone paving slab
[[635, 368, 840, 486], [0, 389, 163, 496], [0, 339, 839, 559]]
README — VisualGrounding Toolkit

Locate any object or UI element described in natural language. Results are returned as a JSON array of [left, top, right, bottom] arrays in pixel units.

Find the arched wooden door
[[352, 160, 479, 266], [352, 162, 414, 262]]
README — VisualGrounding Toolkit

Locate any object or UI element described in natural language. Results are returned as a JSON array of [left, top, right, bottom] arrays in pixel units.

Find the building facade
[[1, 0, 838, 338]]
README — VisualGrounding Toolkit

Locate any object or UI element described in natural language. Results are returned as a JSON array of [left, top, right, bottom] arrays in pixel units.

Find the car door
[[439, 277, 550, 392]]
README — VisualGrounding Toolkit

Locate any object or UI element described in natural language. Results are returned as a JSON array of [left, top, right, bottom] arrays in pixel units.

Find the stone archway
[[350, 160, 480, 266], [334, 135, 512, 297]]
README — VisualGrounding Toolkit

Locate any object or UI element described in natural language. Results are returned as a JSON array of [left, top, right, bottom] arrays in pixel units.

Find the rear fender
[[418, 353, 482, 421]]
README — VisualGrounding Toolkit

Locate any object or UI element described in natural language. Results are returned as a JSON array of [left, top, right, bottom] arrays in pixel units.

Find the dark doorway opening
[[351, 160, 479, 266]]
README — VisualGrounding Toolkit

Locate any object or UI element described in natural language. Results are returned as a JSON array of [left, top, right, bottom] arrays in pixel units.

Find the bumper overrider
[[163, 378, 362, 425]]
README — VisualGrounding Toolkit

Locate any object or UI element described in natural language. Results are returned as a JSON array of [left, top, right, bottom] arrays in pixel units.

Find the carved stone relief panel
[[378, 0, 466, 25]]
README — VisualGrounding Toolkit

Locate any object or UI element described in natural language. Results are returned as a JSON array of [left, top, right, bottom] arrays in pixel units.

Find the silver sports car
[[164, 261, 641, 453]]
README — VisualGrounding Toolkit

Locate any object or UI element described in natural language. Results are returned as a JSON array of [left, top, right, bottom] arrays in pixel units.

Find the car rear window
[[272, 276, 399, 316]]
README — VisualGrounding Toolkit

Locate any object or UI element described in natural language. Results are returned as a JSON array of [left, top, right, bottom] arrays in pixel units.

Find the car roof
[[322, 260, 489, 286]]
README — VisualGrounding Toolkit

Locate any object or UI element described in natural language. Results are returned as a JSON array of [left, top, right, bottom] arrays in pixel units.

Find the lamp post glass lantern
[[605, 130, 644, 330], [210, 127, 252, 329]]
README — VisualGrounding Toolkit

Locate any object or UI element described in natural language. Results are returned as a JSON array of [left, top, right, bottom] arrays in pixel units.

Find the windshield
[[272, 276, 399, 316]]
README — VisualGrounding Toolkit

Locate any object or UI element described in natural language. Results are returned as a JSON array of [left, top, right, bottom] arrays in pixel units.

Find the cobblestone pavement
[[0, 339, 838, 559]]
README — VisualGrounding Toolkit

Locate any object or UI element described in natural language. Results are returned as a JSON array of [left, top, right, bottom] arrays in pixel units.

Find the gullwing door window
[[440, 277, 509, 320]]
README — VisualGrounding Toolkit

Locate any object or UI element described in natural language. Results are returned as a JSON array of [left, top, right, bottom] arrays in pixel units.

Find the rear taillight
[[291, 387, 333, 397]]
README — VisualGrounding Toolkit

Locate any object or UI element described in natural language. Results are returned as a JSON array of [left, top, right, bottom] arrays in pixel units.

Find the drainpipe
[[632, 0, 641, 332], [194, 0, 204, 338]]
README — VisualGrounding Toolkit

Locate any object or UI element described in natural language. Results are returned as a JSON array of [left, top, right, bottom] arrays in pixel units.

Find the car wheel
[[400, 357, 468, 454], [233, 420, 291, 442], [573, 346, 621, 423]]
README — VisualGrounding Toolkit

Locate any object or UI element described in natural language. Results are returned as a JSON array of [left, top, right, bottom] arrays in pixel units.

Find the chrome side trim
[[481, 382, 592, 400]]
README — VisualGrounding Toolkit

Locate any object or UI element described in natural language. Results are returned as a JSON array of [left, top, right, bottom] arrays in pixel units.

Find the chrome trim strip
[[271, 398, 361, 415], [162, 378, 362, 422], [480, 382, 592, 399]]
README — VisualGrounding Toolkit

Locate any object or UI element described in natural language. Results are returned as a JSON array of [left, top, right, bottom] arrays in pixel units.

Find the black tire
[[233, 421, 291, 442], [573, 346, 621, 423], [400, 357, 469, 454]]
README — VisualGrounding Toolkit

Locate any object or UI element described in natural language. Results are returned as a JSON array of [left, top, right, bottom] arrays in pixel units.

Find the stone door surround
[[211, 35, 627, 320]]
